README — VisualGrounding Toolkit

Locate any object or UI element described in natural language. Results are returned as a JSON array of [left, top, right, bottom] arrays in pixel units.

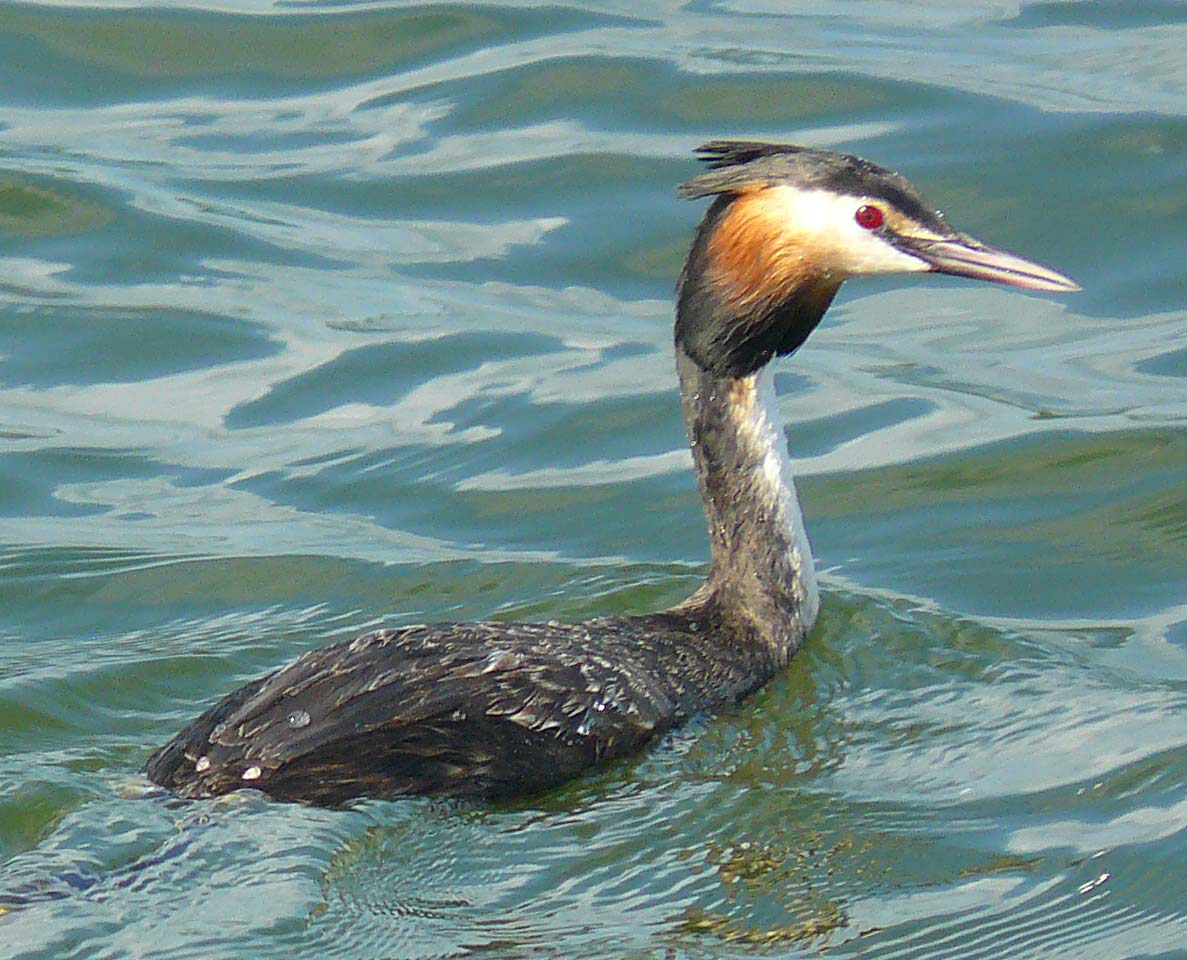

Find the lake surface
[[2, 1, 1186, 957]]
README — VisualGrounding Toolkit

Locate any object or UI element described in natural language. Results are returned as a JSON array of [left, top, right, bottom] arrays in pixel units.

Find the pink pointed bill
[[905, 236, 1080, 293]]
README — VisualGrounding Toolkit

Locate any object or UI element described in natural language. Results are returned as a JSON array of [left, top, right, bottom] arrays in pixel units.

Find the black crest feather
[[693, 140, 811, 170], [677, 139, 949, 234]]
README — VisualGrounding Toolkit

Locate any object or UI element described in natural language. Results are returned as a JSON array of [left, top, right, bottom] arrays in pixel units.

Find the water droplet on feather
[[483, 649, 522, 673]]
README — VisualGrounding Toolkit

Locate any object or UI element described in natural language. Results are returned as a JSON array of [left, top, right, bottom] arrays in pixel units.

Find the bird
[[145, 141, 1079, 806]]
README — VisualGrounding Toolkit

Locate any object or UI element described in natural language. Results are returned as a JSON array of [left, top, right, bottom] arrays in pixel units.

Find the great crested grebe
[[146, 141, 1078, 805]]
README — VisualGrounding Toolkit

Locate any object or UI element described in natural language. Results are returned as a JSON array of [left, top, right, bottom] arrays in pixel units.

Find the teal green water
[[2, 2, 1186, 957]]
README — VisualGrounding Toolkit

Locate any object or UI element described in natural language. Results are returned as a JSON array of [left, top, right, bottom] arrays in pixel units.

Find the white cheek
[[840, 225, 930, 275], [767, 186, 930, 277]]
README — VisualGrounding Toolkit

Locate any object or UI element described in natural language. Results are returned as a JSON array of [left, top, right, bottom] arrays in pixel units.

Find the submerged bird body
[[147, 141, 1077, 804], [148, 353, 814, 806], [148, 612, 776, 805]]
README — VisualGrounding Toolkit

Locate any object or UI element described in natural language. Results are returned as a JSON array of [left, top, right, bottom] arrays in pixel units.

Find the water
[[1, 1, 1186, 957]]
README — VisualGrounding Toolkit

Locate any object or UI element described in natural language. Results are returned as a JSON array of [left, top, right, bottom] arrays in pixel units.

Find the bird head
[[675, 141, 1079, 379]]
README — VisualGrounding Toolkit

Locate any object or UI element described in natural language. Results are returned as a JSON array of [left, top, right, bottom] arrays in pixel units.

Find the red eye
[[855, 204, 884, 230]]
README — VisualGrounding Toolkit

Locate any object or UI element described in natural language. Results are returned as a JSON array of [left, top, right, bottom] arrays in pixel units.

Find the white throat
[[748, 366, 820, 629]]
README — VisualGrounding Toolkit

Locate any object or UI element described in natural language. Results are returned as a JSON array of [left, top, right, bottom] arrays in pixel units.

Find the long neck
[[675, 345, 819, 661], [669, 191, 836, 660]]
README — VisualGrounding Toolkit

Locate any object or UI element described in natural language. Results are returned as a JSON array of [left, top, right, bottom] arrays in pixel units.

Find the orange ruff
[[706, 190, 838, 315]]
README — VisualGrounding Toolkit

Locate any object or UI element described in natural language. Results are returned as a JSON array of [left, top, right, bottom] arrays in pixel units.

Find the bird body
[[147, 610, 790, 806], [146, 141, 1077, 804]]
